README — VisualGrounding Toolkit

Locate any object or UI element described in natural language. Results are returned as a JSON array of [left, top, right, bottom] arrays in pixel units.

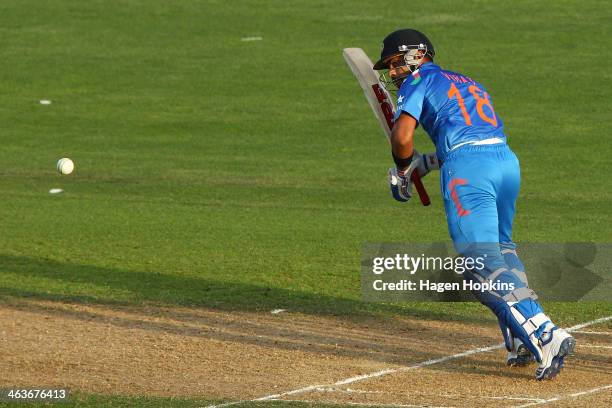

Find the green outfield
[[0, 0, 610, 407]]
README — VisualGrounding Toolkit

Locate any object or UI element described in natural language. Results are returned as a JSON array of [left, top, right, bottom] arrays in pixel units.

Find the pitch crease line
[[203, 315, 612, 408], [573, 330, 611, 335], [579, 344, 612, 349], [510, 384, 612, 407], [271, 399, 452, 408]]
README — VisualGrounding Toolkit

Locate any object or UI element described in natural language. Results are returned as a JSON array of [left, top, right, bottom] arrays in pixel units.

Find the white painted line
[[272, 399, 452, 408], [512, 397, 560, 407], [579, 344, 612, 349], [312, 386, 383, 394], [336, 343, 503, 386], [474, 395, 545, 402], [566, 316, 612, 332], [203, 315, 612, 408], [573, 330, 611, 335], [510, 384, 612, 408], [270, 309, 286, 314], [241, 36, 262, 42], [570, 384, 612, 397], [253, 384, 324, 402], [333, 367, 403, 385]]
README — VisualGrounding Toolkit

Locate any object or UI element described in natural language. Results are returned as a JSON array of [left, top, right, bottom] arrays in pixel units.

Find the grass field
[[0, 1, 611, 407]]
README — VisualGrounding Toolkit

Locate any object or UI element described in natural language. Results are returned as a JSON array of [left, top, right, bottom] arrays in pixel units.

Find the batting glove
[[414, 150, 440, 178], [388, 161, 418, 202]]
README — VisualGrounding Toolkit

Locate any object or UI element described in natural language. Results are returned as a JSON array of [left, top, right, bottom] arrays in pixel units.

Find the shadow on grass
[[0, 254, 493, 324]]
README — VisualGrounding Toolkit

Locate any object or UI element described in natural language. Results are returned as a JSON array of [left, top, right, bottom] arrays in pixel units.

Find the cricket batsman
[[374, 28, 575, 379]]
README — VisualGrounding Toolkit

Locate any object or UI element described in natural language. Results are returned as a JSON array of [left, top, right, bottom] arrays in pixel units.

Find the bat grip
[[410, 171, 431, 206]]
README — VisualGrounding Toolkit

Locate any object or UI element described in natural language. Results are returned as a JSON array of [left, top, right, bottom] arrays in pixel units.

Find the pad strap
[[503, 287, 538, 302], [522, 312, 551, 336]]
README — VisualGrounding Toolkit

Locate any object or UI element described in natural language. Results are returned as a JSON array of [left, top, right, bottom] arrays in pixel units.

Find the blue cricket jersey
[[395, 62, 506, 161]]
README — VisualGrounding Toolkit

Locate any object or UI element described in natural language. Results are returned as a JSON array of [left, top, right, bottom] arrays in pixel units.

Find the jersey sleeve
[[394, 71, 427, 123]]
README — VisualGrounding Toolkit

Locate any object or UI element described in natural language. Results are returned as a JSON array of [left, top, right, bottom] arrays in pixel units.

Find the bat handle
[[410, 171, 431, 206]]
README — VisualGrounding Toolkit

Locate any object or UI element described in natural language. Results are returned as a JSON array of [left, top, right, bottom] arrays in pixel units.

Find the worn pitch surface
[[2, 299, 610, 407]]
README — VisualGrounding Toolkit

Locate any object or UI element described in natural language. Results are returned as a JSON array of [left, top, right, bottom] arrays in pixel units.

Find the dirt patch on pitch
[[1, 298, 610, 407]]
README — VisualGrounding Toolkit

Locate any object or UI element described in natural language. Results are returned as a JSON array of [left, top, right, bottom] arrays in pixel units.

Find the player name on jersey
[[441, 72, 475, 84]]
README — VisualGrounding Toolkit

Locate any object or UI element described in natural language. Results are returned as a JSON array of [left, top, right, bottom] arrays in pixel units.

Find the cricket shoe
[[507, 338, 534, 367], [535, 325, 576, 380]]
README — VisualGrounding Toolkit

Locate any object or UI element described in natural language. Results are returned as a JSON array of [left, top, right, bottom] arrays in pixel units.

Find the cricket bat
[[343, 47, 431, 206]]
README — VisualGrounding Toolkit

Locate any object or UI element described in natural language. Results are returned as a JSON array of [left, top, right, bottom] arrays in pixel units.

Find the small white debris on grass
[[241, 36, 262, 42], [40, 100, 52, 105], [343, 15, 383, 21], [270, 309, 286, 314], [49, 188, 64, 194]]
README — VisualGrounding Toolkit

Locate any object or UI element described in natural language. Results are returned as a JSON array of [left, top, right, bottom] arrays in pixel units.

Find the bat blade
[[342, 47, 431, 206]]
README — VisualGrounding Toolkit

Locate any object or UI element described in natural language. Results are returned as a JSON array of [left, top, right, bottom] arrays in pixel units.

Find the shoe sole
[[537, 337, 576, 380], [508, 344, 534, 367], [507, 354, 534, 367]]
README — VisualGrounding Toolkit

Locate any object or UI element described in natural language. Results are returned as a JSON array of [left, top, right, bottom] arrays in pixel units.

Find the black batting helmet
[[373, 29, 435, 70]]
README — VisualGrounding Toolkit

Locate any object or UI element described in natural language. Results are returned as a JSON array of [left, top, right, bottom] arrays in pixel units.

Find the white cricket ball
[[57, 158, 75, 175]]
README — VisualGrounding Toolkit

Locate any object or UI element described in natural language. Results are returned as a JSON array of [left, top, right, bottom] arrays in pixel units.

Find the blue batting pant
[[441, 143, 519, 253], [440, 144, 546, 357], [441, 143, 522, 286]]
